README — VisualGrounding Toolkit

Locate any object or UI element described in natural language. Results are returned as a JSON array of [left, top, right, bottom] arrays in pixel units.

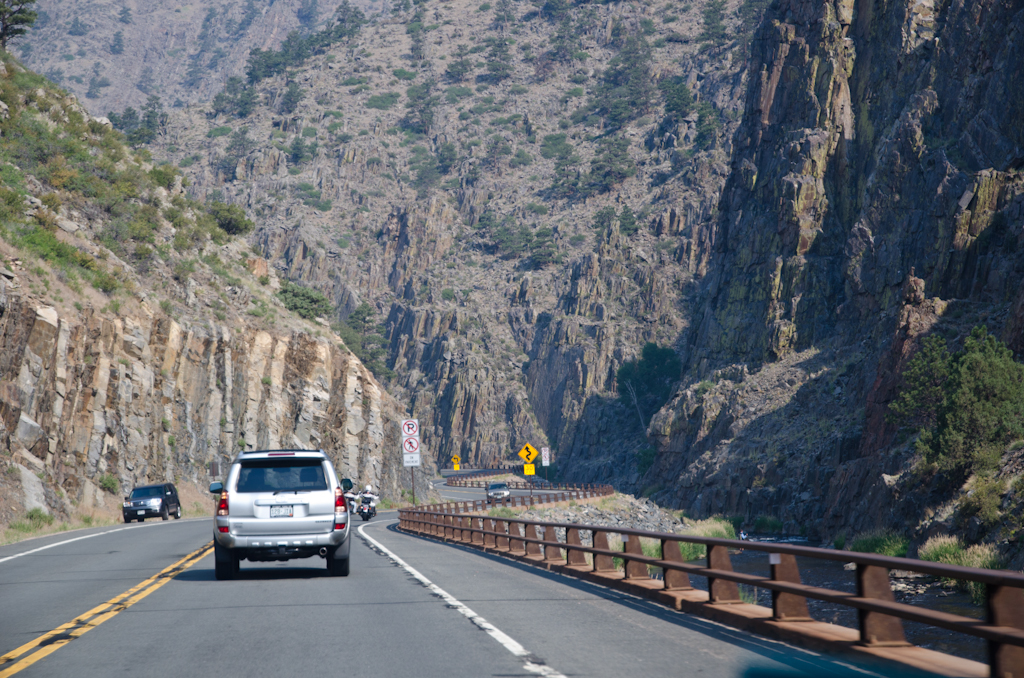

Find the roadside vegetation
[[847, 529, 909, 557], [919, 535, 1001, 604]]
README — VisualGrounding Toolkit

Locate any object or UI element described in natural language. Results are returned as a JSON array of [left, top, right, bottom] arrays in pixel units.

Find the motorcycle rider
[[358, 484, 379, 518]]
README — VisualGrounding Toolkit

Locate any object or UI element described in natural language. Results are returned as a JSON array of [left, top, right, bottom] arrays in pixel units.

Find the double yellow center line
[[0, 541, 213, 678]]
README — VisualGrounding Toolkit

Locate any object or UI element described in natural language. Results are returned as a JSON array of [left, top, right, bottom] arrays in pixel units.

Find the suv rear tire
[[214, 542, 239, 580], [326, 547, 349, 577], [161, 505, 169, 521]]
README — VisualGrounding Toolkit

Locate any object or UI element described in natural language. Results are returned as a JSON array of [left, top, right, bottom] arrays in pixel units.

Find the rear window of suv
[[237, 459, 328, 493]]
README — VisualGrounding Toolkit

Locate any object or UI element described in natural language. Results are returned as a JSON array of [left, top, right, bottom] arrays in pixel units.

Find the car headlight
[[148, 498, 162, 505], [123, 502, 130, 508]]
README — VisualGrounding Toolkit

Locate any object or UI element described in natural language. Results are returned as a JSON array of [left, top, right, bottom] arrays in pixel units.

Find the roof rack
[[238, 448, 322, 455]]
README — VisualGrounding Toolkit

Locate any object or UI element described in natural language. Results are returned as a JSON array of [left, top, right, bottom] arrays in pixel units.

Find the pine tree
[[110, 30, 124, 55], [280, 81, 304, 114], [0, 0, 36, 50], [118, 6, 131, 24], [68, 16, 88, 36]]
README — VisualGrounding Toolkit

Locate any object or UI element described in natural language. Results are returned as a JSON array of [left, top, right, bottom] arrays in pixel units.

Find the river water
[[680, 538, 986, 663]]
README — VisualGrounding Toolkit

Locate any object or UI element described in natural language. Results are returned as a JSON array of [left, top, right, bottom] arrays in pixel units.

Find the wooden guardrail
[[398, 506, 1023, 677]]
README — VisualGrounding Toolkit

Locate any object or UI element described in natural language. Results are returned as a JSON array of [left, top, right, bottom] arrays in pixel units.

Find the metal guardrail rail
[[399, 504, 1024, 676]]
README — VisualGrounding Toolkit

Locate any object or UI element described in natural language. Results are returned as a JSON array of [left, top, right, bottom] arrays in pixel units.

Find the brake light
[[217, 491, 229, 516], [334, 487, 347, 530], [219, 526, 229, 533]]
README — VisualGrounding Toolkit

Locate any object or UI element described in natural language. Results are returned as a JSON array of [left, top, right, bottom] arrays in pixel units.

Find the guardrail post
[[444, 514, 453, 540], [988, 584, 1024, 677], [509, 521, 525, 554], [770, 553, 811, 620], [543, 526, 564, 563], [524, 524, 543, 557], [483, 519, 497, 548], [661, 539, 692, 590], [495, 520, 509, 551], [624, 535, 649, 580], [472, 517, 484, 544], [707, 545, 741, 603], [593, 531, 616, 572], [856, 564, 907, 645], [566, 528, 588, 567]]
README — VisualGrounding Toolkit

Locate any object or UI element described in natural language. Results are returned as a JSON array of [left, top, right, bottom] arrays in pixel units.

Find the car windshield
[[130, 487, 164, 498], [488, 483, 507, 490], [236, 459, 328, 493]]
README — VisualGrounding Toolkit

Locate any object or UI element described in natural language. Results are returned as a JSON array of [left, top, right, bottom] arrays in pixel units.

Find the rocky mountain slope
[[20, 0, 366, 115], [0, 55, 429, 526], [150, 0, 750, 480]]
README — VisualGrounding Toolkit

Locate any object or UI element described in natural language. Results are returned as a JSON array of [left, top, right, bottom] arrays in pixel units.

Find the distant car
[[209, 449, 354, 580], [123, 483, 181, 522], [486, 482, 510, 503]]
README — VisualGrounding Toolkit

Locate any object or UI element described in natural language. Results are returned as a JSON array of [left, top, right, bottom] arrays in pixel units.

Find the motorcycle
[[357, 495, 377, 521]]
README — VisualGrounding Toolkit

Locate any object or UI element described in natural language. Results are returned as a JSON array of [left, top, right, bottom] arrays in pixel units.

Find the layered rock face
[[0, 286, 424, 518], [645, 0, 1024, 538]]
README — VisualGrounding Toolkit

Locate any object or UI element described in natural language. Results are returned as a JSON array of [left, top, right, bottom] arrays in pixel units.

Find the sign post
[[518, 443, 538, 499], [402, 419, 421, 506], [541, 446, 550, 483]]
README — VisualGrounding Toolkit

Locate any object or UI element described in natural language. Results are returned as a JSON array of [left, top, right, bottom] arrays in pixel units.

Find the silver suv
[[486, 482, 510, 502], [209, 449, 354, 580]]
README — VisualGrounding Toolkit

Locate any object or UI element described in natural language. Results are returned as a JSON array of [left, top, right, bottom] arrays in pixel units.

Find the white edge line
[[358, 521, 567, 678], [0, 519, 203, 565]]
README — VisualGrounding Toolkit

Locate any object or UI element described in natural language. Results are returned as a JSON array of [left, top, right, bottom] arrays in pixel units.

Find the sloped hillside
[[153, 0, 759, 481], [0, 55, 429, 527], [20, 0, 368, 115]]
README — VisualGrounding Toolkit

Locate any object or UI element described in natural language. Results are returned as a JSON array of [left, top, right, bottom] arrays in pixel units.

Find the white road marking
[[0, 519, 202, 565], [358, 521, 567, 678]]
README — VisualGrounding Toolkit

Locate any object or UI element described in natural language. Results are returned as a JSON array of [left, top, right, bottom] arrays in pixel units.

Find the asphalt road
[[0, 482, 927, 678]]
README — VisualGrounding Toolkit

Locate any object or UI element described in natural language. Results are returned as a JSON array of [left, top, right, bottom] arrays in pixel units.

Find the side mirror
[[209, 481, 224, 494], [124, 497, 129, 503], [341, 478, 353, 492], [166, 491, 172, 495]]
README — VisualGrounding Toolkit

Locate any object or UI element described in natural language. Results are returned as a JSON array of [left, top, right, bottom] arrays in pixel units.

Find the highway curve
[[0, 488, 928, 678]]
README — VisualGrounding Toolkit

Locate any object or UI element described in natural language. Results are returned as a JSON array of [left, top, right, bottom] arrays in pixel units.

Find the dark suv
[[123, 483, 181, 522]]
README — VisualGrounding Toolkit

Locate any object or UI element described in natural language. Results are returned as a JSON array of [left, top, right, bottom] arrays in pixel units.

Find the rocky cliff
[[643, 0, 1024, 541], [0, 56, 429, 526]]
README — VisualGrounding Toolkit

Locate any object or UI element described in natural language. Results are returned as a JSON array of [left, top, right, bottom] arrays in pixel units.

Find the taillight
[[218, 526, 229, 533], [217, 491, 229, 516], [334, 488, 347, 530]]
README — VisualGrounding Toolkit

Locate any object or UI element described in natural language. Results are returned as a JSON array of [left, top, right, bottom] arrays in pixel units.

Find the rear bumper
[[212, 521, 349, 550]]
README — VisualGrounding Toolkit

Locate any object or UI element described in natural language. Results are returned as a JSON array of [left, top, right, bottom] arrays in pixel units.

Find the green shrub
[[526, 202, 548, 215], [207, 201, 253, 235], [207, 126, 233, 138], [393, 68, 417, 80], [920, 535, 1001, 604], [958, 476, 1004, 526], [26, 507, 55, 527], [488, 507, 516, 519], [302, 126, 318, 138], [277, 282, 332, 320], [441, 288, 455, 301], [833, 532, 847, 550], [97, 473, 119, 493], [849, 529, 908, 557], [677, 517, 736, 560], [366, 92, 401, 109]]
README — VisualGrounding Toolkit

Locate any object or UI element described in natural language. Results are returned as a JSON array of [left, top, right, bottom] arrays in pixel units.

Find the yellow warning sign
[[517, 443, 539, 464], [454, 463, 460, 471], [451, 455, 461, 464], [524, 463, 535, 476]]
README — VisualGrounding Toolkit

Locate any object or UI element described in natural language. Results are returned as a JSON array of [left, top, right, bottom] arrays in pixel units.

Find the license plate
[[137, 510, 145, 515], [270, 505, 293, 518]]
